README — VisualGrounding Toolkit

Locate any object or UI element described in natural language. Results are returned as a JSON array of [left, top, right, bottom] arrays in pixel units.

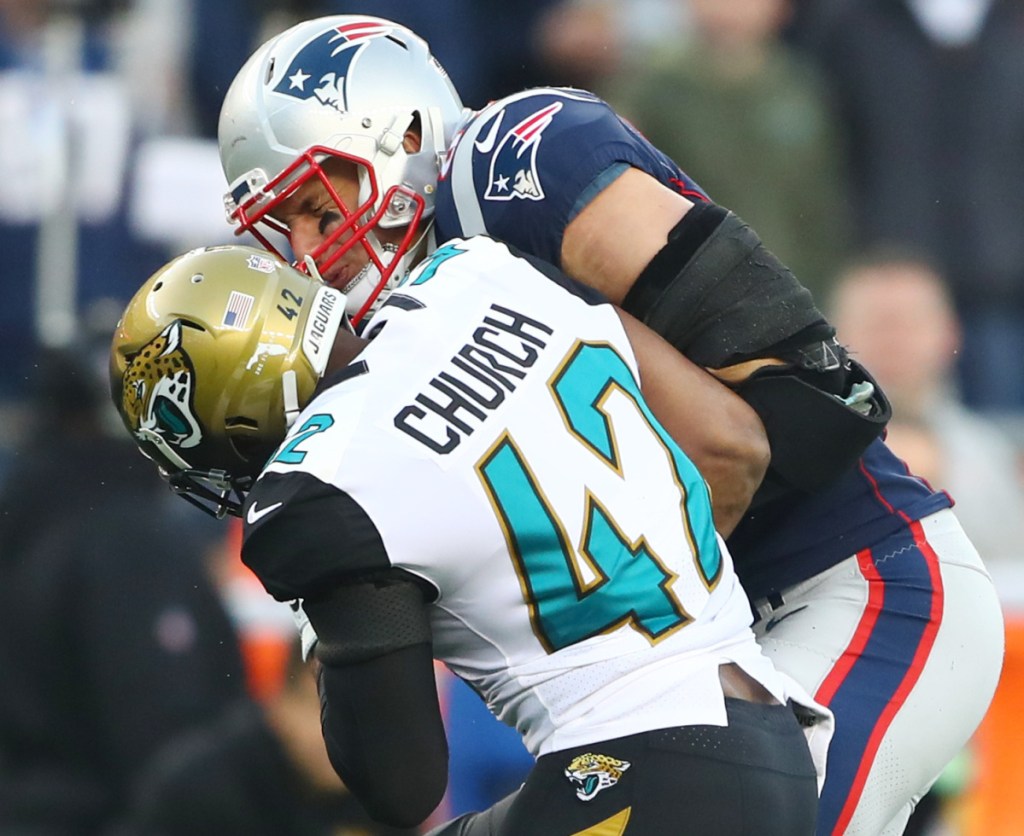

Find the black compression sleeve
[[319, 643, 448, 828], [622, 202, 834, 368], [304, 575, 434, 665], [623, 203, 891, 501], [622, 200, 730, 320]]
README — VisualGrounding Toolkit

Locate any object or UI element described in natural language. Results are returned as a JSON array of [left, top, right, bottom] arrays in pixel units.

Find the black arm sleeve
[[621, 203, 890, 499], [318, 643, 448, 829], [306, 577, 447, 828], [622, 201, 834, 367], [304, 576, 434, 665]]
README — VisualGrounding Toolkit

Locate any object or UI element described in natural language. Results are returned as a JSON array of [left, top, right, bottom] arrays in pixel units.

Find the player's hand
[[289, 599, 319, 661], [706, 357, 788, 385]]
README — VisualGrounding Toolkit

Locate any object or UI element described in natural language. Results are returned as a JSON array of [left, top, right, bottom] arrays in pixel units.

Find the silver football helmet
[[218, 15, 465, 325], [110, 245, 347, 517]]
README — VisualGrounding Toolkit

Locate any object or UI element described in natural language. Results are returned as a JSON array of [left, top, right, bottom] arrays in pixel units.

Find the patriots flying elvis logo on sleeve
[[273, 19, 393, 111], [483, 102, 562, 203]]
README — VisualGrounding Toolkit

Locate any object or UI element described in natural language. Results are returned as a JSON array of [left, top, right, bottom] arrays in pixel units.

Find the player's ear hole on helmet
[[405, 113, 423, 153]]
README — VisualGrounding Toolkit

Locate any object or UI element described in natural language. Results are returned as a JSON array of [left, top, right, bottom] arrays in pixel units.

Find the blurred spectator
[[532, 0, 691, 91], [0, 0, 262, 486], [210, 519, 304, 702], [531, 0, 622, 93], [0, 0, 169, 458], [121, 639, 416, 836], [114, 0, 260, 139], [604, 0, 851, 301], [183, 0, 261, 137], [828, 248, 1024, 590], [0, 330, 249, 833], [798, 0, 1024, 411]]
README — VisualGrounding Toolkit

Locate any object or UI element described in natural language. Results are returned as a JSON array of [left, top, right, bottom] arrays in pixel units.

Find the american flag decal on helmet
[[222, 291, 255, 330]]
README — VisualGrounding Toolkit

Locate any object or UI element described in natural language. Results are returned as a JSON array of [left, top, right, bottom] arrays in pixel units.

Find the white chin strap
[[342, 223, 433, 323], [281, 370, 301, 429], [342, 239, 402, 319]]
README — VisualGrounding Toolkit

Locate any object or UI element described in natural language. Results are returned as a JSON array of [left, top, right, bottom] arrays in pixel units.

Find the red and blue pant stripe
[[814, 520, 944, 835]]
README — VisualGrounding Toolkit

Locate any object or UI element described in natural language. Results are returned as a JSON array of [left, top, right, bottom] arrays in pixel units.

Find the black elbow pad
[[317, 647, 448, 828], [304, 576, 433, 666], [622, 202, 888, 500], [622, 201, 834, 368], [738, 351, 892, 499]]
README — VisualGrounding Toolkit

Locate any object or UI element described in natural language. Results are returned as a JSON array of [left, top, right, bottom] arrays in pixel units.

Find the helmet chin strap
[[343, 239, 400, 320], [281, 370, 301, 429], [137, 427, 193, 473], [344, 223, 433, 325]]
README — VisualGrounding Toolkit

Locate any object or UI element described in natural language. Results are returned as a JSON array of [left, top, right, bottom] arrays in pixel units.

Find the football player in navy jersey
[[214, 15, 1004, 835]]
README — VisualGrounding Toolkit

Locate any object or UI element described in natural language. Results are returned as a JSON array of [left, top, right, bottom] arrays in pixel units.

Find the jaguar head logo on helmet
[[218, 15, 466, 327], [110, 245, 347, 517], [120, 319, 203, 452]]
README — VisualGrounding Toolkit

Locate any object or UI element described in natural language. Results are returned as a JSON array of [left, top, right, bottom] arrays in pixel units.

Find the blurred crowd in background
[[2, 0, 1024, 833]]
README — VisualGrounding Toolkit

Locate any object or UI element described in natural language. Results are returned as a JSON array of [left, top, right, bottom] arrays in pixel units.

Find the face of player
[[270, 157, 408, 292]]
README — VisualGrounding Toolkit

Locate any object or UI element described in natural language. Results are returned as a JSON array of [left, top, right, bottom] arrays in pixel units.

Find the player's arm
[[564, 167, 890, 500], [242, 477, 448, 828], [562, 166, 690, 305], [618, 308, 769, 535], [562, 167, 820, 377], [305, 577, 448, 829]]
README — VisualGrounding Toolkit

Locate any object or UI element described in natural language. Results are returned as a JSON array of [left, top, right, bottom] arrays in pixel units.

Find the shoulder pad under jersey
[[435, 87, 708, 268]]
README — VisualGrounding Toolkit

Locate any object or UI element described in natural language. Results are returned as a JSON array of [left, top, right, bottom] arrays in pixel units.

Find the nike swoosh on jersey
[[246, 501, 283, 525], [764, 604, 809, 633], [474, 111, 505, 154]]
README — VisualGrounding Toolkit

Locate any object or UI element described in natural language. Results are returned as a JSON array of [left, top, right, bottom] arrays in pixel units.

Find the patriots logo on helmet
[[272, 19, 394, 112], [482, 102, 562, 203]]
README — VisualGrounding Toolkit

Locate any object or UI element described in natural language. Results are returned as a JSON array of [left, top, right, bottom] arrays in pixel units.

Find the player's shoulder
[[392, 236, 529, 299], [437, 88, 636, 260], [470, 86, 610, 123], [446, 87, 616, 170], [246, 371, 377, 503], [241, 467, 391, 601]]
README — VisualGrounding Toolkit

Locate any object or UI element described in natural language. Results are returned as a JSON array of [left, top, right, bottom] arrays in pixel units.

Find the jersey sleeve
[[241, 470, 395, 601], [435, 88, 709, 268]]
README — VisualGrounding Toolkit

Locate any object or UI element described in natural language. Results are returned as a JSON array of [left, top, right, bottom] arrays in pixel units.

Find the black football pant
[[431, 698, 818, 835]]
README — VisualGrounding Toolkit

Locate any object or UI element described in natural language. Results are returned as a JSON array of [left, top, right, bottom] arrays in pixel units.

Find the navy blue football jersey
[[434, 87, 952, 600], [435, 87, 708, 269]]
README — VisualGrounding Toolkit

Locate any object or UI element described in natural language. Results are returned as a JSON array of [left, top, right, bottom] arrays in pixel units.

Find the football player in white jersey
[[212, 16, 1004, 836], [110, 229, 832, 833]]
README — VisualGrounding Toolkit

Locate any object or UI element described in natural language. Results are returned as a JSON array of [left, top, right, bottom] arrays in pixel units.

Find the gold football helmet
[[110, 245, 347, 516]]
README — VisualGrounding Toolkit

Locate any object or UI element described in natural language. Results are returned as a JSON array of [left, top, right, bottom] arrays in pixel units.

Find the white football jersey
[[246, 236, 805, 756]]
